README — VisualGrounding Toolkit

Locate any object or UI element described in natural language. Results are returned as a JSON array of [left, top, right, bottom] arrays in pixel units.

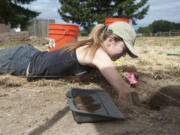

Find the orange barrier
[[48, 24, 79, 51], [105, 18, 130, 26]]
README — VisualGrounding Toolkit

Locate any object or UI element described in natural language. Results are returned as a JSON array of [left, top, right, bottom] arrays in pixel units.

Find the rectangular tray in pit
[[66, 88, 124, 123]]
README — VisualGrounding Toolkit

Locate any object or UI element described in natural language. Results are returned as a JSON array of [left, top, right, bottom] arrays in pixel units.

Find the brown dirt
[[0, 36, 180, 135], [73, 95, 101, 112]]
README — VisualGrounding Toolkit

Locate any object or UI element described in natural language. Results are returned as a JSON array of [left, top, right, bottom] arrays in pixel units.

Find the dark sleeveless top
[[27, 48, 92, 81]]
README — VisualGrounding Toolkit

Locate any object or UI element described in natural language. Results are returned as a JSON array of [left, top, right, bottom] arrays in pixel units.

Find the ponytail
[[88, 24, 106, 45], [61, 24, 107, 60], [81, 24, 106, 59]]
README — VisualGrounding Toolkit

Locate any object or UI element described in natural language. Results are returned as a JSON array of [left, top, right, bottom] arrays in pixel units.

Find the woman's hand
[[118, 90, 133, 105], [92, 47, 136, 105], [118, 90, 142, 107]]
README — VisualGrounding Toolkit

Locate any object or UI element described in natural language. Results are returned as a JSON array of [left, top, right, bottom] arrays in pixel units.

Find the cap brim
[[124, 40, 138, 58]]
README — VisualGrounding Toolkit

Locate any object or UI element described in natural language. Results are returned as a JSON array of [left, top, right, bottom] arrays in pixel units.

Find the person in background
[[0, 22, 138, 104]]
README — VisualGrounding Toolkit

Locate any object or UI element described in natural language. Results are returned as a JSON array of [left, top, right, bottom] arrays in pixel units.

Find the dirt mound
[[147, 85, 180, 110]]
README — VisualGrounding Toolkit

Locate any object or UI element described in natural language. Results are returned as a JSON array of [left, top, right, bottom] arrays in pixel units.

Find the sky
[[23, 0, 180, 29]]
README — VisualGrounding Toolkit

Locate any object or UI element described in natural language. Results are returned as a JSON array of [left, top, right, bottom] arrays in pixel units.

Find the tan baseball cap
[[107, 21, 138, 58]]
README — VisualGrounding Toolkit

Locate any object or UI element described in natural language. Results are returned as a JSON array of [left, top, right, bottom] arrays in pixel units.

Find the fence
[[28, 19, 55, 37], [0, 23, 10, 33], [137, 32, 180, 37], [0, 31, 29, 42]]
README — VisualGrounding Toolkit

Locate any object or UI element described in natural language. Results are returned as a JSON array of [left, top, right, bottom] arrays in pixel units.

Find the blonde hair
[[61, 24, 113, 59]]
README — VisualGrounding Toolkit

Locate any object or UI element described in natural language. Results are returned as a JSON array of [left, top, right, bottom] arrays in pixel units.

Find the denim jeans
[[0, 44, 40, 76]]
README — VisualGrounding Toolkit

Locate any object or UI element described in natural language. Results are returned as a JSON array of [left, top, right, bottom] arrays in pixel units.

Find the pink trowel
[[124, 72, 137, 85]]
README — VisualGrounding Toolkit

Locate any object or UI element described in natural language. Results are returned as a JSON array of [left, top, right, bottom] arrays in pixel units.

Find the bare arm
[[92, 48, 132, 102]]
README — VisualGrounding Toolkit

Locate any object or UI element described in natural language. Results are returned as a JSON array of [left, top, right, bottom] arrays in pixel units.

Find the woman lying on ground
[[0, 22, 138, 104]]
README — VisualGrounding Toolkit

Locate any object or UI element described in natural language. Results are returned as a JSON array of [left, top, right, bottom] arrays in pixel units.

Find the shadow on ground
[[29, 106, 69, 135]]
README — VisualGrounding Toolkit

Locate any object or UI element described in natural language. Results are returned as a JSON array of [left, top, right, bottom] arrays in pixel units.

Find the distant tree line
[[137, 20, 180, 34]]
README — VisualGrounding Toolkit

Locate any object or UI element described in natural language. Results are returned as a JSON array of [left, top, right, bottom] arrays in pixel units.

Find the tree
[[58, 0, 149, 32], [137, 26, 150, 33], [137, 20, 176, 33], [112, 0, 149, 25], [149, 20, 174, 33], [173, 23, 180, 31], [0, 0, 39, 30]]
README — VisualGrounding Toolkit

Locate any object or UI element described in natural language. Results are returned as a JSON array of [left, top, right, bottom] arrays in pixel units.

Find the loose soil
[[0, 35, 180, 135], [73, 95, 101, 112]]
